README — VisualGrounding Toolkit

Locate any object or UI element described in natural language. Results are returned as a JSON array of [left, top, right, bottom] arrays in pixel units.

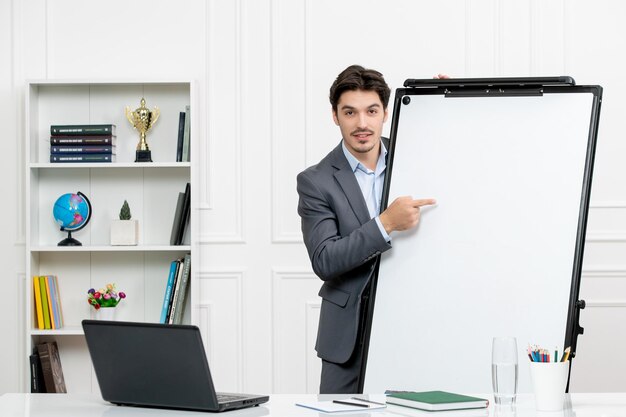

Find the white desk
[[1, 393, 625, 416]]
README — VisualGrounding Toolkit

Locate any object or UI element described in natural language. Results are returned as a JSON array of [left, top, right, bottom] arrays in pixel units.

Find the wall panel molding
[[270, 0, 307, 244], [197, 270, 244, 392], [200, 0, 244, 243], [271, 269, 319, 393]]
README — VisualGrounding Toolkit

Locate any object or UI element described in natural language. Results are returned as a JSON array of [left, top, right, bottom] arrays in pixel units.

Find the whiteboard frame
[[359, 77, 603, 393]]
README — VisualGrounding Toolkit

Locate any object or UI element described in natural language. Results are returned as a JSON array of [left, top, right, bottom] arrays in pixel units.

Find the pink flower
[[119, 292, 126, 299], [103, 293, 111, 300], [94, 292, 101, 299]]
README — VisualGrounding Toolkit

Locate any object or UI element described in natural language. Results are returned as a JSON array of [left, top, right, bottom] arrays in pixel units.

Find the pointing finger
[[412, 198, 436, 207]]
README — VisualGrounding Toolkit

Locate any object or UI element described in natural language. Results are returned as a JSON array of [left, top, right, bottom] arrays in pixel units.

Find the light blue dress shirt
[[342, 141, 391, 242]]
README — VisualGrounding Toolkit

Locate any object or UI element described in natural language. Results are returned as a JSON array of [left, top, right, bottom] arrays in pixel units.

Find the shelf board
[[30, 326, 84, 336], [30, 162, 190, 169], [30, 245, 191, 252]]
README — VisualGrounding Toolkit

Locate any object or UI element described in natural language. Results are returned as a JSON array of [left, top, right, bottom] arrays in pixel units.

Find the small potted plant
[[87, 283, 126, 320], [110, 200, 139, 245]]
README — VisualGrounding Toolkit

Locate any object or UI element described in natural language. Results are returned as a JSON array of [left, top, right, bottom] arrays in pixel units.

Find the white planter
[[96, 307, 116, 321], [110, 219, 139, 246]]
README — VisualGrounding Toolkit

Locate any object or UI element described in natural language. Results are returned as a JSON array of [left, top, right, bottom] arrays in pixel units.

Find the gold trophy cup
[[125, 98, 160, 162]]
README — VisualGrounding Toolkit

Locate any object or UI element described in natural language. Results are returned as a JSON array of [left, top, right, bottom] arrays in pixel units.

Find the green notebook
[[386, 391, 489, 411]]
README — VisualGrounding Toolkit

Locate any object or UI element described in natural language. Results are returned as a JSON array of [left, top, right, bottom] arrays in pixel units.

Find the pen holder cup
[[529, 361, 569, 411]]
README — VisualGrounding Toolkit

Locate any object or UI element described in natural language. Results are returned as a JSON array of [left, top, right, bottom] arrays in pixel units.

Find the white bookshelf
[[24, 80, 197, 393]]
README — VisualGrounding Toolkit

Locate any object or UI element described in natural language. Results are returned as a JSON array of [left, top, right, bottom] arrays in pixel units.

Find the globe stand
[[58, 230, 82, 246]]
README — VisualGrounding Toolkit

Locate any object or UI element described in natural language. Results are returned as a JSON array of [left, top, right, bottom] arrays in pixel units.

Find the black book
[[176, 112, 186, 162], [50, 154, 115, 163], [50, 135, 116, 146], [165, 259, 182, 323], [51, 145, 115, 154], [50, 124, 116, 136], [176, 183, 191, 245], [29, 350, 46, 393], [170, 192, 185, 245]]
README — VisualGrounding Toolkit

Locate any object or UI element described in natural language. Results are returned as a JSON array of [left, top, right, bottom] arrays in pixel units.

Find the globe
[[53, 192, 92, 246]]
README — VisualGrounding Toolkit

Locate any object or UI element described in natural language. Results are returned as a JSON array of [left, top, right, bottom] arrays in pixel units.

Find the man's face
[[333, 89, 388, 157]]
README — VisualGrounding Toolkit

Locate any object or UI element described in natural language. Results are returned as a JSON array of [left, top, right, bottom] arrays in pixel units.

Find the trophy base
[[135, 150, 153, 163]]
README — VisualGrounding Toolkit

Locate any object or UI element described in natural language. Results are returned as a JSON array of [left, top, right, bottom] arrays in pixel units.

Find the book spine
[[50, 124, 116, 136], [37, 343, 55, 393], [29, 352, 43, 393], [44, 276, 56, 330], [159, 261, 179, 323], [39, 276, 51, 329], [33, 277, 44, 330], [48, 341, 67, 393], [176, 111, 185, 162], [172, 253, 191, 325], [50, 154, 114, 163], [47, 275, 61, 329], [51, 145, 115, 154], [52, 275, 64, 328], [182, 105, 191, 162], [170, 192, 185, 245], [176, 183, 191, 245], [50, 136, 116, 145], [167, 259, 184, 324]]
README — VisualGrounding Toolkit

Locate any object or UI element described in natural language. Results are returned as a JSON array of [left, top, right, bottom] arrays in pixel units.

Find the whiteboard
[[363, 84, 600, 394]]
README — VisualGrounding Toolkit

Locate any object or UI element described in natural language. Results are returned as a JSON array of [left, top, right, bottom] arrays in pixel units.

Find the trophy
[[125, 98, 160, 162]]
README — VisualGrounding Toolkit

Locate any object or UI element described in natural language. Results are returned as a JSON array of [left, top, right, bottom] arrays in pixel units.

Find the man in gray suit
[[297, 65, 436, 393]]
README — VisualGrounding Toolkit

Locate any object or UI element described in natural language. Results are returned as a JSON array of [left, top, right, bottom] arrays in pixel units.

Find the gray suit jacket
[[297, 139, 392, 364]]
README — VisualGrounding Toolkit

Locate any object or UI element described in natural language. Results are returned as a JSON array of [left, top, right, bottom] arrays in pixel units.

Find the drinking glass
[[492, 337, 518, 406]]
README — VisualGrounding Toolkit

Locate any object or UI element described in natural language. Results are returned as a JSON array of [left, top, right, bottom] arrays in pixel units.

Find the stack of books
[[160, 254, 191, 325], [29, 341, 66, 393], [32, 275, 64, 330], [49, 124, 116, 163]]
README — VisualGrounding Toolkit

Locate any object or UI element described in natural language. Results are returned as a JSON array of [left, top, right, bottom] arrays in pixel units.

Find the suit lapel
[[330, 143, 371, 225]]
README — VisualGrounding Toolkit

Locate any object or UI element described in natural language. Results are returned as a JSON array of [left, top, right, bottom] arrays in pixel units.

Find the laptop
[[82, 320, 269, 412]]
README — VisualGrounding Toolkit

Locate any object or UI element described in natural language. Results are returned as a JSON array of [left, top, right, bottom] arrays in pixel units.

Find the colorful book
[[44, 276, 56, 329], [51, 145, 115, 154], [50, 124, 116, 136], [51, 275, 64, 328], [33, 277, 44, 330], [160, 261, 179, 323], [171, 253, 191, 325], [46, 276, 62, 329], [39, 276, 51, 329], [50, 154, 115, 163], [50, 135, 116, 146], [385, 391, 489, 411]]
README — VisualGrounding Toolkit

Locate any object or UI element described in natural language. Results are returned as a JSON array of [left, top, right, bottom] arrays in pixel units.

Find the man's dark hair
[[329, 65, 391, 113]]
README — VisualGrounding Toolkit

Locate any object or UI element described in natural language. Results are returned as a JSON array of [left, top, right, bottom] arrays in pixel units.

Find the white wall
[[2, 0, 625, 394]]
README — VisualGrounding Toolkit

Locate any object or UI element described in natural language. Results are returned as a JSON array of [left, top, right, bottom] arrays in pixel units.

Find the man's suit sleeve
[[297, 170, 391, 281]]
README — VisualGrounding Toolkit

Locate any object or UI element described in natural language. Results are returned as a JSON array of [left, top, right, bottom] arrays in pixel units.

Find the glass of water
[[492, 337, 518, 406]]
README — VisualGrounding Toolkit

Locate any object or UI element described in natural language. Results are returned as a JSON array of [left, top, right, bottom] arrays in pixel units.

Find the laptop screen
[[83, 320, 220, 411]]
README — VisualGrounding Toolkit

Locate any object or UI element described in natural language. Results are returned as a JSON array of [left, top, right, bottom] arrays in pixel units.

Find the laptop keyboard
[[217, 394, 245, 402]]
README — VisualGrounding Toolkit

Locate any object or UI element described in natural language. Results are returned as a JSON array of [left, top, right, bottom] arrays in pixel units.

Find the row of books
[[170, 182, 191, 245], [160, 254, 191, 324], [176, 105, 191, 162], [29, 341, 67, 393], [33, 275, 64, 330], [50, 124, 116, 163]]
